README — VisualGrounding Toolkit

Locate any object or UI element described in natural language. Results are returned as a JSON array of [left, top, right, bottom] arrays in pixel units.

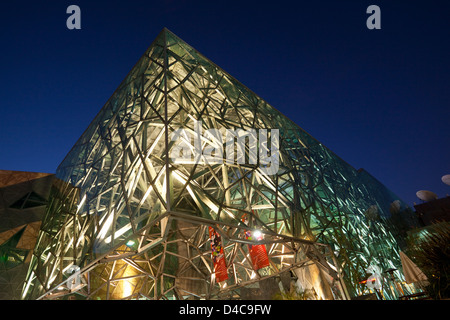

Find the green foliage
[[406, 222, 450, 299], [272, 287, 318, 300]]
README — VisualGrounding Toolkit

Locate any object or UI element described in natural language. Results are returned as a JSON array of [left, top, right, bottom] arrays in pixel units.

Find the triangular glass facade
[[22, 29, 420, 300]]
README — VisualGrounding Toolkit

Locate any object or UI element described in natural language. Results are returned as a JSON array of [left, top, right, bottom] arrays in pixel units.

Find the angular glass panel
[[10, 192, 47, 209]]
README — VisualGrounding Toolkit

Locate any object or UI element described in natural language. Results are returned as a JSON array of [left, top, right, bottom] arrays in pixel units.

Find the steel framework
[[22, 29, 419, 300]]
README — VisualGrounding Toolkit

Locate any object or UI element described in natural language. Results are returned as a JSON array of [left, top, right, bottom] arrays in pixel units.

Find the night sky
[[0, 1, 449, 207]]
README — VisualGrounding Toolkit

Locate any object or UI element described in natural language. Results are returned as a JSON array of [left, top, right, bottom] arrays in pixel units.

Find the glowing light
[[118, 263, 137, 299], [359, 279, 376, 284], [141, 185, 153, 204], [104, 223, 131, 244], [22, 273, 36, 299], [123, 280, 132, 298], [76, 194, 86, 213], [98, 209, 114, 241], [172, 170, 187, 183]]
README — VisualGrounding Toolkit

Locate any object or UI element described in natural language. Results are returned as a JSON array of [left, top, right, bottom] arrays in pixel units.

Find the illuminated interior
[[21, 29, 420, 300]]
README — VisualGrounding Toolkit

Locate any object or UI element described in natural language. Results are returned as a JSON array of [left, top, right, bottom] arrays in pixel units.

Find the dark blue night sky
[[0, 1, 449, 207]]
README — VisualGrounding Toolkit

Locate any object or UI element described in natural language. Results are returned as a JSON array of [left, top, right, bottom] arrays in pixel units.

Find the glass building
[[21, 29, 420, 300]]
